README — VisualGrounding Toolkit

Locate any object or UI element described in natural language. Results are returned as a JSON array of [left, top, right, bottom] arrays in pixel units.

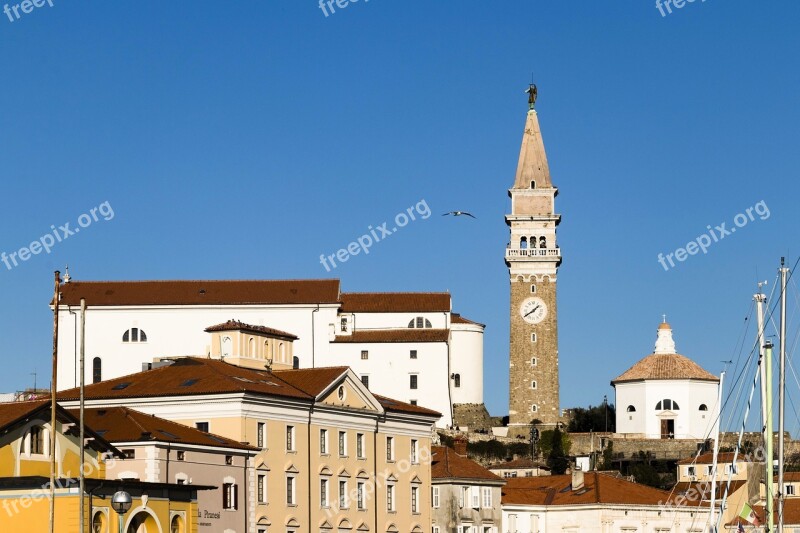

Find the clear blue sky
[[1, 0, 798, 425]]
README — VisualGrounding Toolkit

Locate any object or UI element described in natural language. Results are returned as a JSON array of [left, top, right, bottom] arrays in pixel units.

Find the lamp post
[[111, 491, 132, 533]]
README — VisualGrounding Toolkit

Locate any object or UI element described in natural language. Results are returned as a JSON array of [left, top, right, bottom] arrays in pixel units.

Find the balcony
[[505, 247, 561, 260]]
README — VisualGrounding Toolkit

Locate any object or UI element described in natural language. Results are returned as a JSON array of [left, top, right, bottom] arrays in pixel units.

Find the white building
[[54, 279, 484, 427], [611, 321, 720, 440], [501, 470, 712, 532]]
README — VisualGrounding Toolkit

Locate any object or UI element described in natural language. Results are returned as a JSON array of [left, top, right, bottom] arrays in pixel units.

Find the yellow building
[[0, 400, 208, 533], [60, 352, 441, 533]]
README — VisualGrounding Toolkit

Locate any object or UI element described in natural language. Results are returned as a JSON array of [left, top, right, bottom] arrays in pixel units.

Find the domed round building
[[611, 321, 720, 440]]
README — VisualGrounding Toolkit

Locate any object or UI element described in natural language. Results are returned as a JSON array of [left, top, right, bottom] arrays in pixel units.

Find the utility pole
[[604, 395, 608, 432], [79, 298, 86, 533]]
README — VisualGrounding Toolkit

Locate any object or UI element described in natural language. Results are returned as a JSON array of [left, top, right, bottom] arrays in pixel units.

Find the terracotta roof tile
[[502, 472, 675, 506], [451, 313, 486, 328], [57, 279, 341, 306], [205, 320, 298, 340], [331, 329, 450, 344], [612, 353, 719, 384], [431, 446, 504, 482], [671, 481, 746, 505], [72, 407, 258, 451], [272, 367, 349, 397], [340, 292, 450, 313], [677, 452, 739, 465], [373, 394, 441, 417], [0, 400, 51, 432]]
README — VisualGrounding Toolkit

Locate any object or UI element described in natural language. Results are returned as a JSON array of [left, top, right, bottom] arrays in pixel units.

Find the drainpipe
[[68, 305, 77, 388], [308, 403, 314, 531], [243, 451, 249, 533]]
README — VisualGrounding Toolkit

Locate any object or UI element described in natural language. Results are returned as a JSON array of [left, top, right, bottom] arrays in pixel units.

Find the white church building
[[611, 321, 720, 440], [53, 278, 485, 427]]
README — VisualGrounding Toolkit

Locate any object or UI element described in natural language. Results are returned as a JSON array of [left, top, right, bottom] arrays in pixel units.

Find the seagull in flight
[[443, 211, 476, 219]]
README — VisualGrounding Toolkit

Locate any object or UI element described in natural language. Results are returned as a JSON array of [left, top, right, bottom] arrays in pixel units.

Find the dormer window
[[122, 328, 147, 343], [408, 317, 432, 329]]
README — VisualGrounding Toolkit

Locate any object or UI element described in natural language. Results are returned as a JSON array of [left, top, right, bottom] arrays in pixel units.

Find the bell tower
[[506, 85, 562, 430]]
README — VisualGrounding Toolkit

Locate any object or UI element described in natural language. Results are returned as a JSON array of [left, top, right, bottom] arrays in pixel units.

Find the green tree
[[599, 441, 614, 470], [567, 404, 616, 433], [630, 462, 663, 488], [547, 427, 570, 475]]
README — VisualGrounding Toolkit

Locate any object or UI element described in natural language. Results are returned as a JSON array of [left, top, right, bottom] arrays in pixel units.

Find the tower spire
[[513, 87, 552, 190]]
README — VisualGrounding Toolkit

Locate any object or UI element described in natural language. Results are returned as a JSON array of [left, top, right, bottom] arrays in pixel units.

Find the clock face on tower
[[520, 297, 548, 324]]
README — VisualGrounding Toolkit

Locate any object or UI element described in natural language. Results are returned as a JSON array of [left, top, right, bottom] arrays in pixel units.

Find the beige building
[[59, 356, 440, 533], [73, 406, 259, 533], [486, 458, 550, 479], [431, 441, 505, 533]]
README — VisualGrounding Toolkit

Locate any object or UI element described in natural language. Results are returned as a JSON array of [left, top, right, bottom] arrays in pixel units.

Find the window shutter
[[471, 486, 479, 508], [233, 483, 239, 510], [222, 484, 229, 508]]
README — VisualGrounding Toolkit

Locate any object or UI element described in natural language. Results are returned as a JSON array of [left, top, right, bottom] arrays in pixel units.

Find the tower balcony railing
[[505, 247, 561, 259]]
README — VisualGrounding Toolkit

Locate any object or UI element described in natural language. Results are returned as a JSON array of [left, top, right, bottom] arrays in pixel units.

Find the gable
[[316, 370, 383, 413]]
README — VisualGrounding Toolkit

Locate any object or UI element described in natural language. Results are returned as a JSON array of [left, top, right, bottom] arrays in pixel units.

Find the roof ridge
[[63, 278, 341, 284], [120, 407, 150, 435]]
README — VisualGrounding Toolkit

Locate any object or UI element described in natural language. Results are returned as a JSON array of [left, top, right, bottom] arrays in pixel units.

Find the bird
[[442, 211, 476, 219]]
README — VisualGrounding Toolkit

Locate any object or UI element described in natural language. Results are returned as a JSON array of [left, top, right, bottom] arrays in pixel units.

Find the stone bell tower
[[506, 85, 562, 430]]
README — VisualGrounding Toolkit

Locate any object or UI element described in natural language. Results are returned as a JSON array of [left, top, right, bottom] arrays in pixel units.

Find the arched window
[[626, 405, 636, 412], [293, 356, 300, 370], [699, 404, 708, 411], [408, 317, 432, 329], [92, 357, 102, 384], [656, 399, 679, 411], [531, 404, 538, 413], [539, 236, 547, 249], [453, 374, 461, 388], [122, 328, 147, 343], [530, 181, 536, 189], [29, 426, 46, 455], [221, 336, 232, 358], [530, 381, 537, 390], [92, 511, 107, 533], [170, 514, 184, 533], [249, 338, 256, 357], [279, 342, 286, 362], [520, 237, 528, 249]]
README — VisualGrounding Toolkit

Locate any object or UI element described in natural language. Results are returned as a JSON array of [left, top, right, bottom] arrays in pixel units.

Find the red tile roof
[[331, 329, 450, 344], [73, 407, 258, 451], [57, 279, 341, 306], [727, 498, 800, 526], [339, 292, 450, 313], [0, 400, 51, 432], [373, 394, 441, 417], [677, 451, 742, 465], [205, 320, 298, 340], [502, 472, 675, 506], [431, 446, 504, 483], [671, 481, 747, 506], [612, 353, 719, 384], [57, 358, 437, 417], [451, 313, 485, 328]]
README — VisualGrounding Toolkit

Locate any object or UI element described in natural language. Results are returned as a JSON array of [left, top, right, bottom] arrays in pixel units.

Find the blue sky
[[1, 0, 798, 429]]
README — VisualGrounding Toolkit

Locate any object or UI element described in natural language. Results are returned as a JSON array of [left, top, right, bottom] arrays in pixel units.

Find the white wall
[[450, 323, 484, 405], [615, 379, 720, 439]]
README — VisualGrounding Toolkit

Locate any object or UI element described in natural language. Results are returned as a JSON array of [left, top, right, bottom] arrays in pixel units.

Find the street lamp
[[111, 491, 132, 533]]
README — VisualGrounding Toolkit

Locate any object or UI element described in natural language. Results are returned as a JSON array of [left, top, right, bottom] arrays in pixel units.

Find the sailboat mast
[[756, 289, 773, 531], [778, 258, 789, 533]]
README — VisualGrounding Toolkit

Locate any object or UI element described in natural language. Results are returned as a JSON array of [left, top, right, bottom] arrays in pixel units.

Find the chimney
[[453, 438, 468, 457], [571, 467, 585, 491]]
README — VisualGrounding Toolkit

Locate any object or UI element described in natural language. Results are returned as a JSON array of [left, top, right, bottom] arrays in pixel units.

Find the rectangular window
[[432, 486, 440, 508], [286, 426, 295, 451], [411, 439, 418, 463], [410, 350, 417, 359], [433, 528, 440, 533], [361, 375, 369, 389], [286, 476, 295, 505], [320, 429, 328, 455], [687, 466, 696, 477], [458, 486, 465, 508], [482, 487, 492, 508], [257, 422, 265, 449], [411, 486, 419, 513], [176, 450, 185, 461], [223, 482, 238, 510], [341, 317, 348, 332], [410, 374, 418, 389], [471, 487, 480, 508], [357, 482, 365, 510], [361, 350, 369, 360], [387, 484, 395, 511], [225, 455, 233, 465], [787, 484, 796, 496], [386, 436, 394, 461], [320, 479, 328, 507], [257, 474, 266, 503], [410, 400, 417, 405], [357, 433, 365, 459], [339, 480, 348, 509], [195, 422, 209, 433], [339, 431, 347, 456]]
